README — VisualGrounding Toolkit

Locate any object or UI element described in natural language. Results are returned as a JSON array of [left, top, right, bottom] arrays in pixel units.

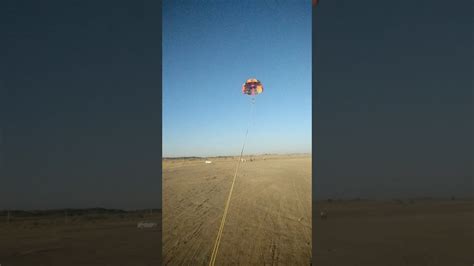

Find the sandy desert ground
[[2, 157, 470, 266], [0, 211, 162, 266], [163, 154, 312, 265], [313, 199, 473, 266]]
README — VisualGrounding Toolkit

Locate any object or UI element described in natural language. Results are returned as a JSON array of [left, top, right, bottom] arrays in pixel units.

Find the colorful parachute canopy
[[242, 78, 263, 96]]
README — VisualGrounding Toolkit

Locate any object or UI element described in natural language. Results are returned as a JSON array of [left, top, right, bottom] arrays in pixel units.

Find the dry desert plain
[[1, 153, 471, 266], [164, 154, 473, 265], [313, 199, 473, 266], [0, 210, 162, 266], [163, 154, 312, 265]]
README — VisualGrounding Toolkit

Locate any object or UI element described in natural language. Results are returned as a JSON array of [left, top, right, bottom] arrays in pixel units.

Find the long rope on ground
[[209, 97, 255, 266]]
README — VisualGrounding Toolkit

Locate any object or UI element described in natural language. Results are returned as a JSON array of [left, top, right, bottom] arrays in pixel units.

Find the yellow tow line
[[209, 98, 255, 266]]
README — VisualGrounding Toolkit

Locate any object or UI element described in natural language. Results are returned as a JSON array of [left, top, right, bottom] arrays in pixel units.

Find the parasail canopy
[[242, 78, 263, 96]]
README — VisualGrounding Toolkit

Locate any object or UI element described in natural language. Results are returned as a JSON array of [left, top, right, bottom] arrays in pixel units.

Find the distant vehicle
[[320, 211, 327, 220], [137, 222, 157, 229]]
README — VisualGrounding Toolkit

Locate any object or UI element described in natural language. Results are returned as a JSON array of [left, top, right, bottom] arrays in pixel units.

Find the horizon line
[[162, 152, 312, 159]]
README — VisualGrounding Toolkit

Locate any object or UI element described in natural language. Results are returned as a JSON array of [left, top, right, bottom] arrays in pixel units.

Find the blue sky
[[163, 0, 311, 157]]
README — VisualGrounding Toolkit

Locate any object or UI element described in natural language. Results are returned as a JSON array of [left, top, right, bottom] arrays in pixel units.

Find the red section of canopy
[[312, 0, 319, 6]]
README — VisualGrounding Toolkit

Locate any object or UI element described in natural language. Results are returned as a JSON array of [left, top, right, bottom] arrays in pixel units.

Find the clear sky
[[163, 0, 312, 157]]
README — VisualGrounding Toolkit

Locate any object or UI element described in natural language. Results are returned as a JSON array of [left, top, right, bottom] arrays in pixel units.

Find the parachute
[[242, 78, 263, 96]]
